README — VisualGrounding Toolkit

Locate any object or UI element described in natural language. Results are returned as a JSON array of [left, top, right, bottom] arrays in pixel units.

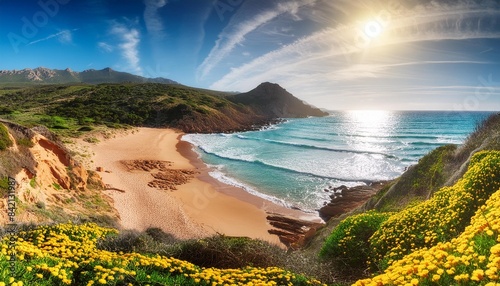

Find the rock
[[333, 185, 348, 192], [96, 166, 104, 172], [87, 171, 106, 190], [266, 213, 324, 249], [319, 181, 391, 221], [121, 160, 197, 191]]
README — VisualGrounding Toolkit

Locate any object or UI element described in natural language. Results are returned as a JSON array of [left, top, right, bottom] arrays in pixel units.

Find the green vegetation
[[373, 113, 500, 213], [0, 223, 326, 286], [0, 83, 262, 134], [319, 211, 392, 272], [369, 151, 500, 268], [320, 150, 500, 285], [0, 123, 13, 150], [29, 178, 37, 188], [375, 145, 457, 212]]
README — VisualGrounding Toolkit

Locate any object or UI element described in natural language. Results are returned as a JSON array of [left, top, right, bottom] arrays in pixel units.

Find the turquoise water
[[183, 111, 494, 211]]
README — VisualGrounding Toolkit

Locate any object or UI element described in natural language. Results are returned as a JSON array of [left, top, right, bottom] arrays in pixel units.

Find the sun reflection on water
[[344, 110, 397, 152]]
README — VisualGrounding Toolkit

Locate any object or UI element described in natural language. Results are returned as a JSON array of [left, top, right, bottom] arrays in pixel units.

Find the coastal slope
[[0, 120, 117, 225]]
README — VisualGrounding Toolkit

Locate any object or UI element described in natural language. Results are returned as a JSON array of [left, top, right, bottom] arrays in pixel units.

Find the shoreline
[[176, 136, 321, 221], [85, 127, 322, 246]]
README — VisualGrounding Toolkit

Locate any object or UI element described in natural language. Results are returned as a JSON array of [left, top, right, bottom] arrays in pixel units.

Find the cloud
[[98, 42, 114, 53], [144, 0, 167, 39], [110, 22, 142, 75], [196, 0, 316, 81], [28, 29, 77, 45], [210, 2, 500, 99]]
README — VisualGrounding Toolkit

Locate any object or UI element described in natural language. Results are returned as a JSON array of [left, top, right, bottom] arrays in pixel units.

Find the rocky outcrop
[[0, 120, 117, 225], [319, 181, 390, 221], [267, 213, 324, 249]]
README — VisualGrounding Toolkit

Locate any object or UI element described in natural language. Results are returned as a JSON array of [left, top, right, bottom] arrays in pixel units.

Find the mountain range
[[0, 67, 177, 84]]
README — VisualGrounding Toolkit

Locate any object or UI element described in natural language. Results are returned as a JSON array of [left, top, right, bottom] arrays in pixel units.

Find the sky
[[0, 0, 499, 111]]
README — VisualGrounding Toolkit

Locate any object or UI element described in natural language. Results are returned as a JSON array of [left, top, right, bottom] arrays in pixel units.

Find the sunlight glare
[[364, 20, 383, 39]]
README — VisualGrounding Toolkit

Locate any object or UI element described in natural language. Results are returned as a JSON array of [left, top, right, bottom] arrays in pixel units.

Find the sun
[[363, 20, 383, 39]]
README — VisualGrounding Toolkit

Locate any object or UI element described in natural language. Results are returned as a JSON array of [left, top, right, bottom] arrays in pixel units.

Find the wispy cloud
[[28, 29, 77, 45], [110, 22, 142, 75], [196, 0, 316, 81], [210, 2, 500, 103], [98, 42, 114, 53], [143, 0, 167, 39]]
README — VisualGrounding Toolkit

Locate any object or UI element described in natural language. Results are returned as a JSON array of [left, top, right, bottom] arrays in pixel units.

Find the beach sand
[[87, 127, 318, 244]]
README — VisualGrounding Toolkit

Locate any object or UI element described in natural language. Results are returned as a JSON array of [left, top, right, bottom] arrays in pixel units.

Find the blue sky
[[1, 0, 499, 110]]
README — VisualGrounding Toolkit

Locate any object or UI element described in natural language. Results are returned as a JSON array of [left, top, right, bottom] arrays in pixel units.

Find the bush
[[77, 126, 93, 132], [0, 123, 13, 151], [320, 211, 392, 272], [97, 229, 166, 254], [172, 235, 287, 269], [144, 227, 177, 244]]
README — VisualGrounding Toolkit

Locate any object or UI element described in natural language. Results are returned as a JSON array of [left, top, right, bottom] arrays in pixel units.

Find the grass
[[374, 144, 457, 212]]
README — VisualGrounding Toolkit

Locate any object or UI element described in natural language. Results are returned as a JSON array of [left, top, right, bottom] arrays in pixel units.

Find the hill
[[228, 82, 329, 118], [0, 67, 177, 85], [0, 82, 326, 134]]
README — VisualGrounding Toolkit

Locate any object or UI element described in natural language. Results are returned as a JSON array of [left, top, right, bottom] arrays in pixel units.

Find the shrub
[[77, 126, 93, 132], [16, 137, 34, 147], [172, 235, 287, 269], [0, 123, 13, 151], [144, 227, 177, 244], [97, 229, 166, 254], [319, 211, 392, 272]]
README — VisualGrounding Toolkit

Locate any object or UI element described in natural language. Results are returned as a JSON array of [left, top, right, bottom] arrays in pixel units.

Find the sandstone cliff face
[[0, 121, 117, 225]]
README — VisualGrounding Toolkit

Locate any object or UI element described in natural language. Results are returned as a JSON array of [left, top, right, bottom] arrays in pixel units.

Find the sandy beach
[[85, 127, 319, 244]]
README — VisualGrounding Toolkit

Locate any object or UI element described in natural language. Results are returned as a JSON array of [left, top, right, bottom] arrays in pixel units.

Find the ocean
[[182, 111, 495, 212]]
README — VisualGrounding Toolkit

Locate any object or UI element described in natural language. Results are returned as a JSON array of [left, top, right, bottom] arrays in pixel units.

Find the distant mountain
[[228, 82, 328, 118], [0, 67, 177, 84]]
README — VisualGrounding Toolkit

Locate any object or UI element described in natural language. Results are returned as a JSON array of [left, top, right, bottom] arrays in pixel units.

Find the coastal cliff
[[0, 120, 118, 225]]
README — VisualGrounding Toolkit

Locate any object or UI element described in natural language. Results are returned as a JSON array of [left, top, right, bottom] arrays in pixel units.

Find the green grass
[[374, 144, 457, 212]]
